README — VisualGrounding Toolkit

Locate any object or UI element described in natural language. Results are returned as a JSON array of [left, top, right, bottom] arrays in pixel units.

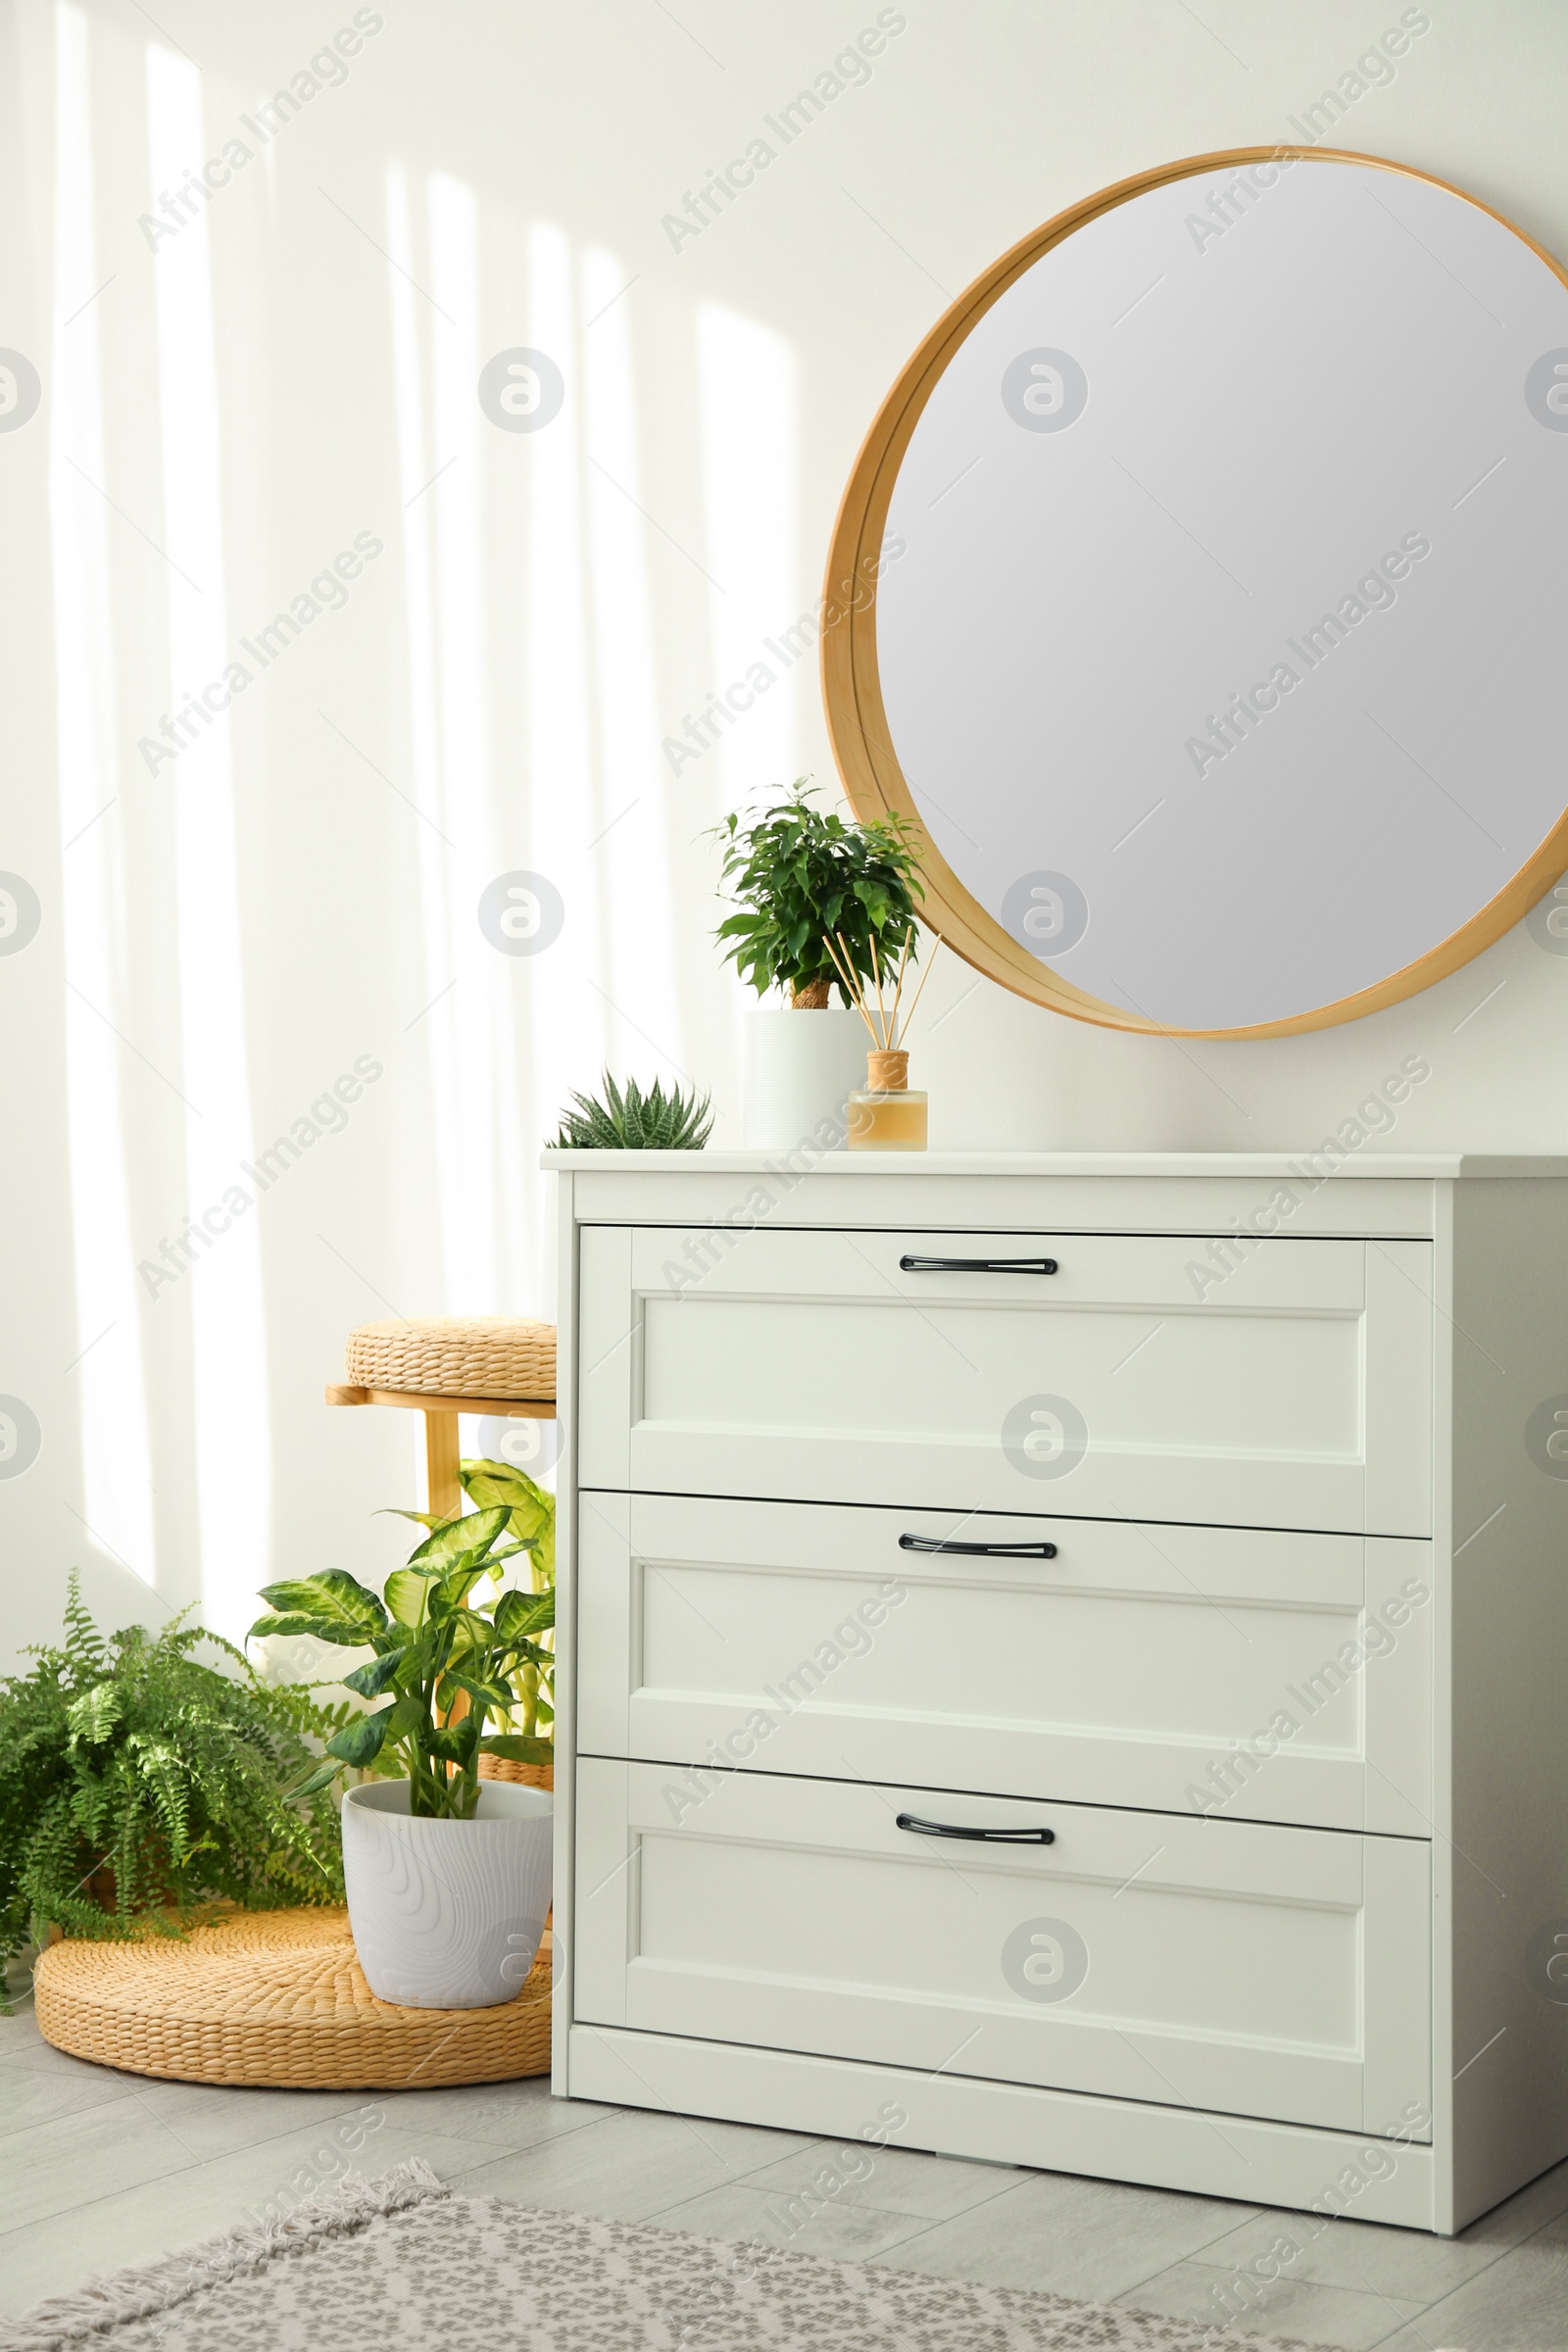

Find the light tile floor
[[4, 1987, 1567, 2348]]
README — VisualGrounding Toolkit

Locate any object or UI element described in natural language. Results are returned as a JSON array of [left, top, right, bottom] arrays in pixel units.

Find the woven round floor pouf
[[33, 1909, 551, 2088], [345, 1316, 556, 1401]]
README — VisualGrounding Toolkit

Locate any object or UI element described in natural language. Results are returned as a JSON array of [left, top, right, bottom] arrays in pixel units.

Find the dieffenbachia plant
[[249, 1490, 555, 1822]]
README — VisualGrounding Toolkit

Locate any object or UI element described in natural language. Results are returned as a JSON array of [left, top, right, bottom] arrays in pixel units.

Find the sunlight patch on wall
[[387, 162, 534, 1314], [49, 1, 157, 1585], [383, 160, 463, 1306], [696, 301, 798, 1083], [429, 168, 517, 1305], [695, 302, 798, 811], [581, 244, 683, 1085], [145, 40, 270, 1639], [525, 220, 607, 1123], [386, 190, 709, 1290]]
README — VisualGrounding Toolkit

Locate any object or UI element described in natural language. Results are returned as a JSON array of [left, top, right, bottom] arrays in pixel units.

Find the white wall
[[3, 0, 1566, 1665]]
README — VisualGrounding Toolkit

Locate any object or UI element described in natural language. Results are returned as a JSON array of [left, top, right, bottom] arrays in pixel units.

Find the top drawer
[[579, 1225, 1433, 1536]]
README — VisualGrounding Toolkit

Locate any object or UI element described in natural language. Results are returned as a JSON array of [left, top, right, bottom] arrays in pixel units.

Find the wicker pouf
[[345, 1317, 556, 1401], [33, 1908, 551, 2089]]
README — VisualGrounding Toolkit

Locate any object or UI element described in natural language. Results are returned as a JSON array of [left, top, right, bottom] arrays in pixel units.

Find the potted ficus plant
[[710, 781, 925, 1145], [250, 1496, 556, 2010]]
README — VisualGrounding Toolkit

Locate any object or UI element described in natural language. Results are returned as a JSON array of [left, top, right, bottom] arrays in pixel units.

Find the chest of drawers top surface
[[544, 1152, 1568, 1174], [546, 1150, 1568, 1242]]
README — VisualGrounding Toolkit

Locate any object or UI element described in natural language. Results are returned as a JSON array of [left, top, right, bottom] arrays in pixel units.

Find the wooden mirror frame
[[821, 146, 1568, 1039]]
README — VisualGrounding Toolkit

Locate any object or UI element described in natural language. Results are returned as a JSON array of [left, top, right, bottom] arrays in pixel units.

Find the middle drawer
[[576, 1493, 1433, 1835]]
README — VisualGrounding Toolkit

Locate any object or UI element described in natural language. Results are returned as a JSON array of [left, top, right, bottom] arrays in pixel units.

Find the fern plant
[[552, 1070, 713, 1150], [0, 1579, 348, 1984]]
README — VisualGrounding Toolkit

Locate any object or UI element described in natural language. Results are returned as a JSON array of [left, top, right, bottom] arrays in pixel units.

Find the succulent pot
[[742, 1005, 866, 1150], [341, 1778, 553, 2010]]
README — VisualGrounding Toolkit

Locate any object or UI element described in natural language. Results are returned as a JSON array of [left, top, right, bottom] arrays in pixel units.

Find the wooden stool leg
[[423, 1408, 463, 1521]]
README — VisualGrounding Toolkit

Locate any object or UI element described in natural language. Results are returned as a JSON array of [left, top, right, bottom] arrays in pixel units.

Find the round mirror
[[824, 149, 1568, 1036]]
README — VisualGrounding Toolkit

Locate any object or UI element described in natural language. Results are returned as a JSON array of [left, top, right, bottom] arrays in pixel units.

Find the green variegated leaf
[[461, 1460, 556, 1581], [496, 1588, 555, 1641], [440, 1607, 501, 1651], [407, 1506, 510, 1574], [479, 1734, 554, 1764], [444, 1672, 514, 1714], [255, 1572, 386, 1645], [425, 1719, 479, 1767], [342, 1647, 408, 1699], [384, 1570, 430, 1629], [485, 1539, 540, 1566], [247, 1610, 350, 1644], [436, 1566, 491, 1614], [325, 1709, 392, 1765]]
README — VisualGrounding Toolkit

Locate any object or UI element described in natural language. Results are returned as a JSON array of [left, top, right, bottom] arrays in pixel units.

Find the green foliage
[[552, 1070, 713, 1151], [252, 1461, 559, 1823], [0, 1579, 348, 1983], [462, 1456, 556, 1745], [460, 1456, 556, 1586], [710, 780, 924, 1004]]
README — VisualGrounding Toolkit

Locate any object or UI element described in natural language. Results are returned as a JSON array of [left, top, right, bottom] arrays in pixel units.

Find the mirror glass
[[843, 154, 1568, 1034]]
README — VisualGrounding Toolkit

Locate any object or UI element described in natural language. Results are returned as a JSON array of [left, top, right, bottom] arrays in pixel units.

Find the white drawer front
[[574, 1760, 1432, 2137], [579, 1225, 1433, 1536], [576, 1494, 1434, 1834]]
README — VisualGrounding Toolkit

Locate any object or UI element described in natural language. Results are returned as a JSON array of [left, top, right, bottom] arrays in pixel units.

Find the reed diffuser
[[823, 923, 942, 1151]]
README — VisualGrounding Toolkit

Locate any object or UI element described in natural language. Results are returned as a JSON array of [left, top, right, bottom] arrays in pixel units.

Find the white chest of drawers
[[547, 1151, 1568, 2235]]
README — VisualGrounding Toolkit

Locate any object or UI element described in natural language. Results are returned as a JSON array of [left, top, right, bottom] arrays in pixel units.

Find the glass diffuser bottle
[[849, 1049, 927, 1150]]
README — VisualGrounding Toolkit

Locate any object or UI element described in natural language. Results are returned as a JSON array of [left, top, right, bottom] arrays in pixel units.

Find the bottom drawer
[[575, 1760, 1432, 2139]]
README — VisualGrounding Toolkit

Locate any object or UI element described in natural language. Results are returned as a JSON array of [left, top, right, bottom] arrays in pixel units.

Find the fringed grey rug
[[0, 2159, 1346, 2351]]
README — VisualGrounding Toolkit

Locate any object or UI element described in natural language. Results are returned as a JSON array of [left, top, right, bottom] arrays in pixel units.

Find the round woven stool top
[[33, 1908, 551, 2089], [345, 1316, 556, 1402]]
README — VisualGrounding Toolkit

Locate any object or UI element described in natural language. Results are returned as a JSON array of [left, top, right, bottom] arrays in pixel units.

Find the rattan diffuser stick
[[892, 929, 942, 1041], [885, 928, 913, 1047], [823, 931, 882, 1043], [825, 925, 941, 1054]]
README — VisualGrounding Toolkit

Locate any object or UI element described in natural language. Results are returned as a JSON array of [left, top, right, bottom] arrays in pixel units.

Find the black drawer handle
[[900, 1254, 1058, 1275], [900, 1534, 1058, 1559], [897, 1812, 1055, 1845]]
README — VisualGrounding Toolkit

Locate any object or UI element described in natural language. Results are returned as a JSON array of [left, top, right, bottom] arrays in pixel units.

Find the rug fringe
[[0, 2157, 450, 2351]]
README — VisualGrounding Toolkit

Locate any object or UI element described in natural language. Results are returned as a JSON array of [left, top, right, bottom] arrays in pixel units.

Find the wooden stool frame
[[325, 1385, 554, 1520]]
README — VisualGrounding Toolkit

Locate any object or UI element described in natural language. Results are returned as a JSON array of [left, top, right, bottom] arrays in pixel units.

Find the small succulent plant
[[551, 1071, 713, 1151]]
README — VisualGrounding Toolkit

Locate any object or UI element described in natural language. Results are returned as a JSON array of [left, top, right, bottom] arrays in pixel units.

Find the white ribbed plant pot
[[742, 1006, 866, 1150], [341, 1779, 553, 2010]]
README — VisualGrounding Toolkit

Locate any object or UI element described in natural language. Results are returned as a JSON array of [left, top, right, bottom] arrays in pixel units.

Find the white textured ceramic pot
[[742, 1006, 866, 1150], [341, 1779, 553, 2009]]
